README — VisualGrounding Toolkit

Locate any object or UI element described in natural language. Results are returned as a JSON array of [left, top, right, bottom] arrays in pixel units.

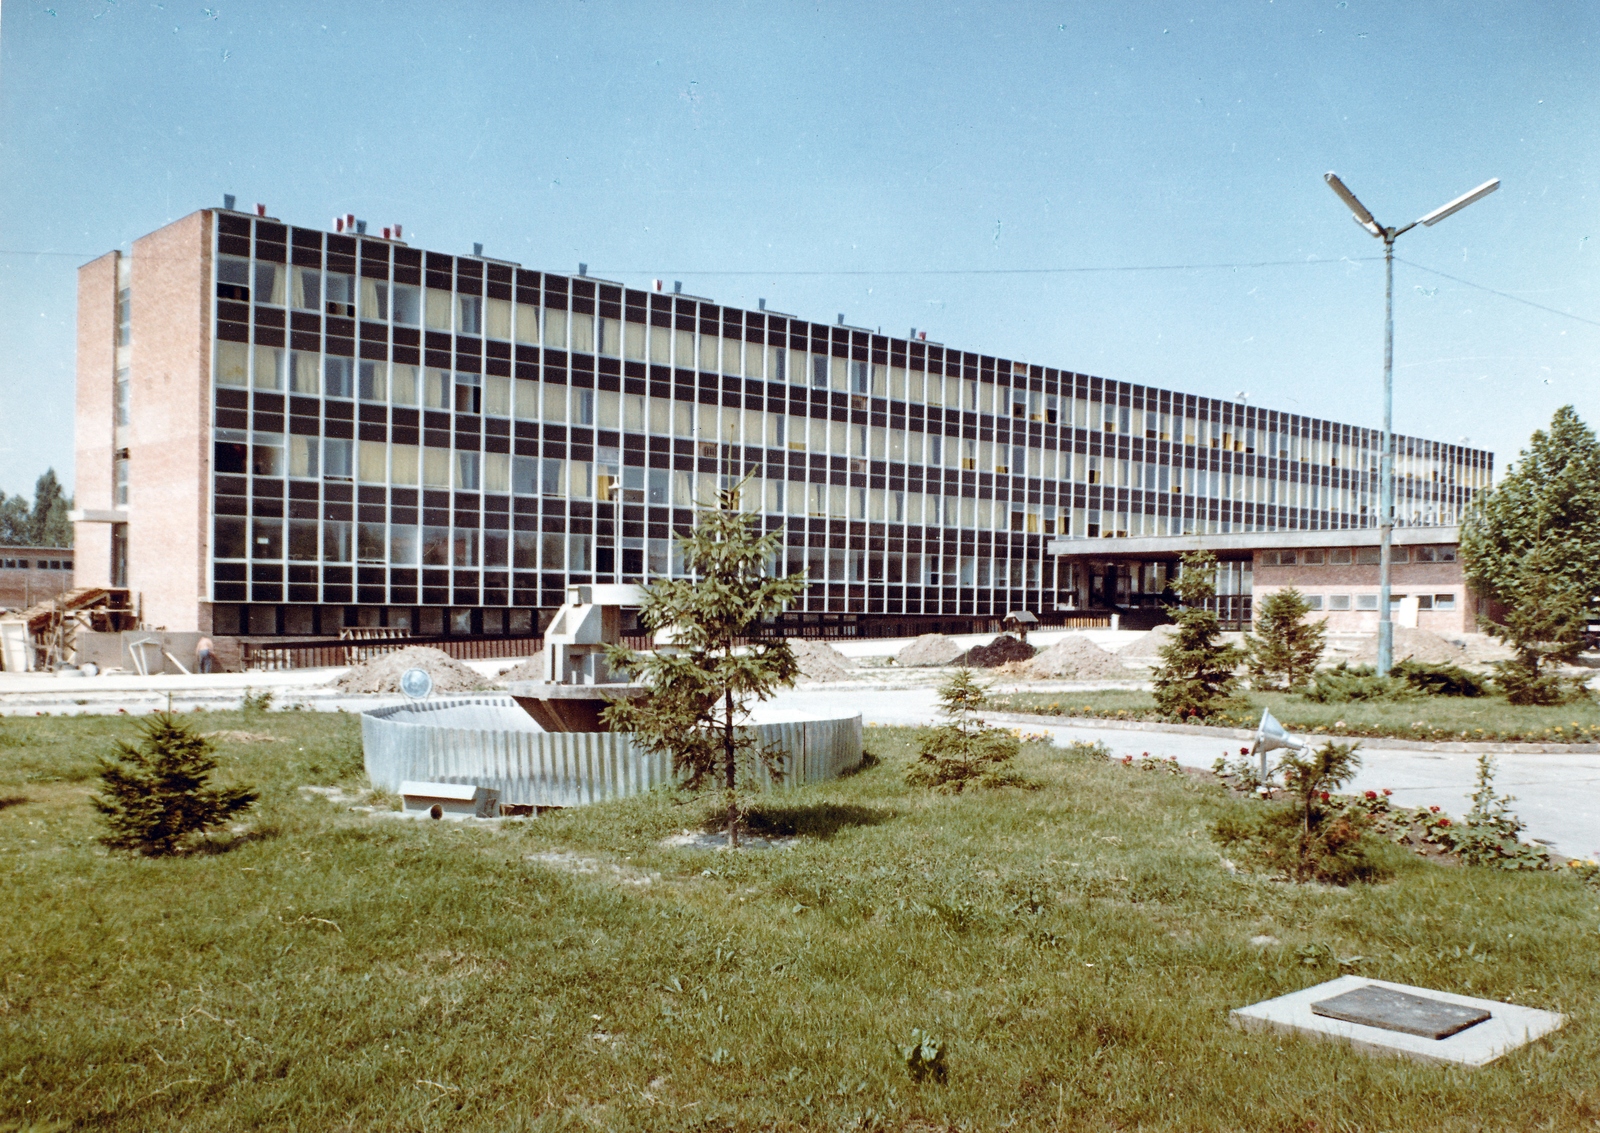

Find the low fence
[[361, 696, 864, 809], [242, 635, 546, 672]]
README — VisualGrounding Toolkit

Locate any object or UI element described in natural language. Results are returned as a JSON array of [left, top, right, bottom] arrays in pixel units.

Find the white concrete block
[[1231, 975, 1565, 1066], [399, 780, 499, 820]]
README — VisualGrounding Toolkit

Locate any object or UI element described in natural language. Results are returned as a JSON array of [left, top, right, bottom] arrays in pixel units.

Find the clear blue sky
[[1, 1, 1595, 499]]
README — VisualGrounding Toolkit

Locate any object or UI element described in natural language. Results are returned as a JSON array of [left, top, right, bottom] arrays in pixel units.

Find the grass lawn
[[991, 688, 1600, 745], [2, 709, 1599, 1130]]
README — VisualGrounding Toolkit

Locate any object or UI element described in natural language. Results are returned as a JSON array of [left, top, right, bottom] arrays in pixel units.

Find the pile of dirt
[[1351, 627, 1469, 666], [788, 638, 853, 684], [497, 658, 547, 683], [1117, 624, 1178, 657], [1023, 635, 1127, 679], [894, 633, 967, 667], [335, 646, 495, 694], [961, 635, 1037, 668]]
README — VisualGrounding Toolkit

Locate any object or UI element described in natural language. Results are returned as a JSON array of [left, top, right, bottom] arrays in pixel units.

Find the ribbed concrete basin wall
[[361, 696, 864, 808]]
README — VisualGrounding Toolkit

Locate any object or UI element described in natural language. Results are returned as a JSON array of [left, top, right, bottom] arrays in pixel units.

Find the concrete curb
[[983, 711, 1600, 755]]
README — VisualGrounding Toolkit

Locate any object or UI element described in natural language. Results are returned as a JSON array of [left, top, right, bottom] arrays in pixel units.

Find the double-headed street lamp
[[1323, 171, 1499, 676]]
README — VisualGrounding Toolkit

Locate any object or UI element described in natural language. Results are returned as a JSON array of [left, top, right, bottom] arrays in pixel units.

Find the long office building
[[72, 204, 1492, 646]]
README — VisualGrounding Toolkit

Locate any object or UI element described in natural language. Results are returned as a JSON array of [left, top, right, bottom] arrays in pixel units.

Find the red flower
[[1239, 747, 1250, 756], [1121, 755, 1133, 765], [1319, 791, 1330, 803], [1381, 789, 1393, 797], [1437, 817, 1452, 828], [1364, 791, 1378, 800], [1429, 805, 1441, 813]]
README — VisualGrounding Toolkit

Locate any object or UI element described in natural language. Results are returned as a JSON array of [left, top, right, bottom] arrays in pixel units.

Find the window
[[114, 368, 130, 426], [251, 517, 283, 559], [454, 372, 481, 414], [291, 269, 321, 311], [456, 452, 479, 490], [1356, 593, 1378, 610], [392, 284, 420, 325], [216, 257, 250, 302], [422, 526, 449, 566], [1417, 595, 1433, 610], [116, 285, 132, 344], [288, 519, 318, 561], [216, 341, 248, 387], [324, 273, 354, 317], [358, 361, 386, 401], [1302, 549, 1325, 565], [323, 438, 353, 480], [1329, 548, 1353, 565], [1434, 593, 1457, 610], [812, 356, 829, 389], [458, 295, 482, 335], [1328, 594, 1352, 611], [390, 525, 419, 565], [485, 298, 511, 340], [250, 434, 284, 477], [214, 516, 247, 559], [114, 455, 129, 506], [359, 441, 387, 482], [324, 357, 352, 399], [452, 528, 479, 567], [1356, 547, 1381, 564], [322, 520, 351, 562], [359, 279, 389, 322], [289, 436, 318, 478], [424, 369, 451, 410], [1304, 594, 1325, 610], [425, 289, 451, 330]]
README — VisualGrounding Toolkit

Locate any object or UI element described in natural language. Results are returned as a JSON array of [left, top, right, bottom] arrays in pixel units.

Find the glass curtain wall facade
[[206, 212, 1492, 634]]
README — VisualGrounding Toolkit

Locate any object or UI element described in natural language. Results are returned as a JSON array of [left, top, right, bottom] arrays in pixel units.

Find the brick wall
[[1253, 555, 1474, 634], [0, 549, 75, 612], [127, 211, 213, 632], [73, 252, 118, 589]]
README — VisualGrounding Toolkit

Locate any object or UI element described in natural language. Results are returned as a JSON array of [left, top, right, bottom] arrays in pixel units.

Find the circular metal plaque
[[399, 667, 434, 700]]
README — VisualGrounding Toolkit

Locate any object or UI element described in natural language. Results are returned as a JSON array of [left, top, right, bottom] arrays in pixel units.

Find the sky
[[0, 1, 1595, 500]]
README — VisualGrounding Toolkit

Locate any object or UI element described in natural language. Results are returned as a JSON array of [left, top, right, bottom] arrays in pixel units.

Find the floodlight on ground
[[1418, 179, 1501, 227]]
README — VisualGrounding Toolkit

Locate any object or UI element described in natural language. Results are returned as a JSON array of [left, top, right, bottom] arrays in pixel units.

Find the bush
[[1391, 659, 1489, 698], [1213, 739, 1388, 884], [1431, 754, 1552, 869], [91, 714, 258, 856], [1491, 658, 1589, 706], [1303, 663, 1409, 704], [908, 670, 1024, 793]]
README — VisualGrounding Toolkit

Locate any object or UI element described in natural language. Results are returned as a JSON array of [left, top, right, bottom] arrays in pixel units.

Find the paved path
[[762, 686, 1600, 861]]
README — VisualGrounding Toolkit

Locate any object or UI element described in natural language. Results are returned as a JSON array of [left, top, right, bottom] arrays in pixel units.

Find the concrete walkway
[[761, 685, 1600, 862]]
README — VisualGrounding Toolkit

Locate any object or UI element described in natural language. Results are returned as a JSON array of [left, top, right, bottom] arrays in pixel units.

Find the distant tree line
[[0, 470, 73, 548]]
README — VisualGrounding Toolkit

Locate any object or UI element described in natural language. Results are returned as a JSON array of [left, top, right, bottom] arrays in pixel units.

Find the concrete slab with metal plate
[[1230, 975, 1564, 1066], [399, 780, 500, 820]]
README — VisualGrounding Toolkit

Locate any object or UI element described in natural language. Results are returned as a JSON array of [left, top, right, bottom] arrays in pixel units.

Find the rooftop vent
[[473, 242, 483, 256], [355, 219, 367, 234], [652, 279, 664, 292], [578, 262, 588, 276], [758, 298, 766, 310], [672, 281, 682, 294], [223, 193, 236, 210], [837, 314, 845, 326]]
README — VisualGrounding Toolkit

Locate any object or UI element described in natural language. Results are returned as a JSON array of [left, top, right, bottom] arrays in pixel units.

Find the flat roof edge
[[1047, 526, 1460, 557]]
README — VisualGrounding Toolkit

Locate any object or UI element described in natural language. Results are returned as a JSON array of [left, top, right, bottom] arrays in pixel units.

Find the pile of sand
[[497, 658, 547, 683], [1350, 627, 1469, 666], [788, 638, 853, 684], [1117, 624, 1178, 657], [961, 635, 1037, 668], [1023, 635, 1127, 679], [336, 646, 495, 694], [894, 633, 967, 667]]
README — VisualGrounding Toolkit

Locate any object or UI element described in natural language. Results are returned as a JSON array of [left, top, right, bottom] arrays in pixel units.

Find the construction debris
[[334, 646, 494, 694], [788, 638, 853, 684], [894, 633, 967, 667], [961, 635, 1037, 668], [1022, 635, 1128, 679]]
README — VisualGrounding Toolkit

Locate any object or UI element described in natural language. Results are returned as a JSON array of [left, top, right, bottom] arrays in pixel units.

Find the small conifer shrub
[[92, 713, 258, 856]]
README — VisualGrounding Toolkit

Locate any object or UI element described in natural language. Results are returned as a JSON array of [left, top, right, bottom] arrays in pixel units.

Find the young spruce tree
[[1151, 550, 1243, 720], [1245, 586, 1326, 691], [604, 478, 808, 847], [92, 713, 258, 856], [906, 668, 1022, 793]]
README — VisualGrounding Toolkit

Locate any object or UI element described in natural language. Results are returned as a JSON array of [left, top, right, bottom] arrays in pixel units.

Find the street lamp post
[[1323, 172, 1499, 676]]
